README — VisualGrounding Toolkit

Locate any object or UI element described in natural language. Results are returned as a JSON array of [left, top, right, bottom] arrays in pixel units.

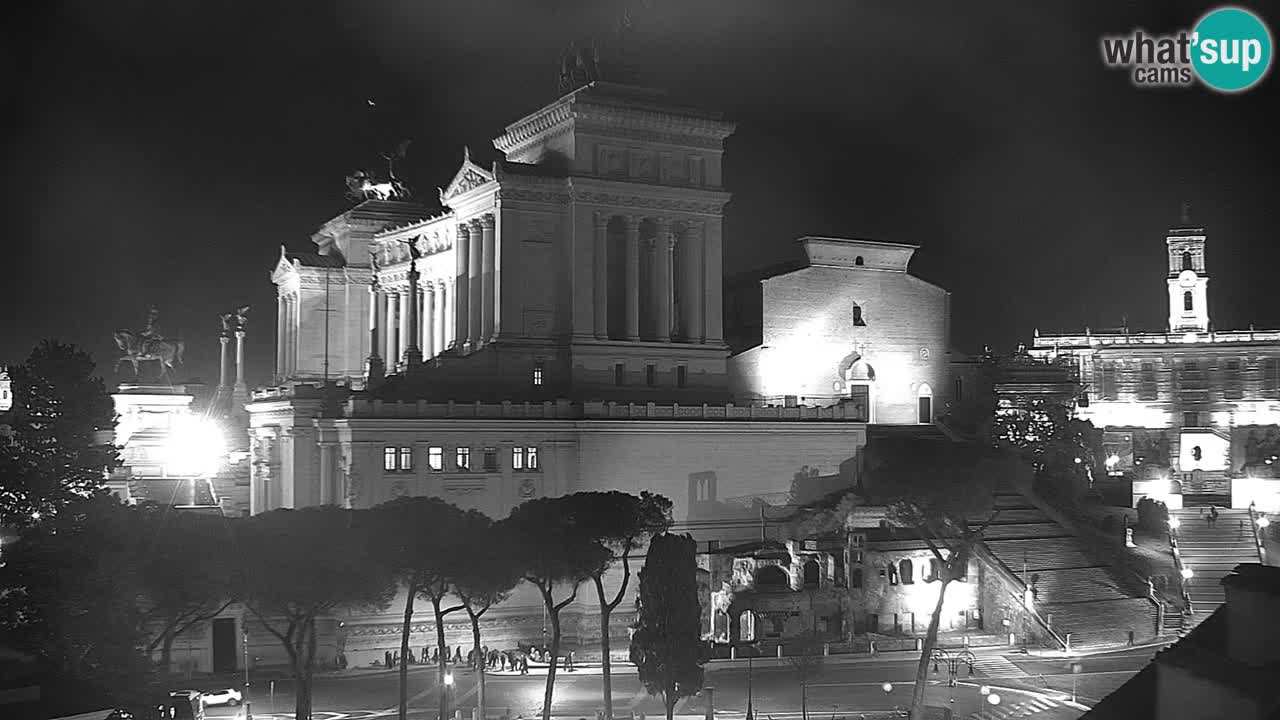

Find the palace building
[[228, 82, 961, 670], [1030, 215, 1280, 512]]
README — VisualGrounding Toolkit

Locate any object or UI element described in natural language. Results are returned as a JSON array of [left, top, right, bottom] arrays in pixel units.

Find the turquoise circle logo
[[1192, 7, 1273, 92]]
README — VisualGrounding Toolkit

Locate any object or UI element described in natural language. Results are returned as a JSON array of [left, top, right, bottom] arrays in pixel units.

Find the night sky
[[5, 1, 1278, 388]]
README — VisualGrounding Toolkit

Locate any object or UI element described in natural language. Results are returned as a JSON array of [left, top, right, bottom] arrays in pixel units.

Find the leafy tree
[[0, 341, 116, 526], [564, 491, 673, 720], [785, 633, 824, 720], [503, 496, 611, 720], [629, 533, 705, 720], [235, 507, 396, 720], [370, 497, 480, 720], [0, 494, 154, 716], [452, 514, 522, 720], [134, 504, 236, 682], [993, 398, 1099, 497]]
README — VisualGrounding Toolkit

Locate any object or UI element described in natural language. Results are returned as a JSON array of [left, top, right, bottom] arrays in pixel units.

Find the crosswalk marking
[[969, 654, 1030, 679]]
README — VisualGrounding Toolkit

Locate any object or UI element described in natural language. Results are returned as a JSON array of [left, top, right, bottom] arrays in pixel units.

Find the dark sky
[[5, 0, 1278, 388]]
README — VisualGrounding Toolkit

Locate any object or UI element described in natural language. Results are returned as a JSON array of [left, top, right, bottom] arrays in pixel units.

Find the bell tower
[[1166, 204, 1210, 333]]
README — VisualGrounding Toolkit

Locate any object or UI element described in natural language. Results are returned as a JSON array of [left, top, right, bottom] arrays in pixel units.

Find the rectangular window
[[1183, 412, 1199, 428], [398, 447, 413, 472], [483, 447, 498, 472], [646, 364, 656, 387], [953, 377, 963, 402], [1266, 359, 1280, 391], [1225, 358, 1243, 399], [677, 365, 687, 389], [1100, 362, 1118, 400], [428, 446, 444, 472], [384, 447, 397, 472], [614, 363, 626, 386], [513, 446, 525, 470], [455, 446, 471, 470], [527, 445, 539, 470], [1139, 362, 1158, 401], [532, 362, 544, 386]]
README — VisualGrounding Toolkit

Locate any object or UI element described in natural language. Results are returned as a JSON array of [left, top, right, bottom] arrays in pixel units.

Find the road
[[196, 648, 1141, 720]]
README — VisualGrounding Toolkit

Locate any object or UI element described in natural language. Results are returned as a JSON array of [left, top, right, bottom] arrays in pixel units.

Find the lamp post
[[880, 682, 905, 717], [444, 670, 454, 720], [1070, 661, 1084, 703], [242, 625, 252, 720]]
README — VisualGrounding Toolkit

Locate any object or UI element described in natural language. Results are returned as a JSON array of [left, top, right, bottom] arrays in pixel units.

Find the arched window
[[755, 565, 788, 589], [852, 303, 866, 327], [899, 559, 914, 585], [855, 256, 864, 266], [1184, 291, 1194, 312], [887, 565, 898, 586], [738, 610, 756, 641], [927, 558, 941, 582], [917, 384, 934, 424], [1182, 251, 1193, 271], [803, 559, 820, 587]]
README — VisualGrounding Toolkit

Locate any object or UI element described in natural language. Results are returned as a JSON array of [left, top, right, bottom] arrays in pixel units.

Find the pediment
[[440, 150, 495, 204], [271, 246, 299, 284]]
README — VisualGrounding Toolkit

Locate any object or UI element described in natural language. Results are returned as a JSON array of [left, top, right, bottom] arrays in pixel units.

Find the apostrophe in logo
[[1192, 7, 1273, 92]]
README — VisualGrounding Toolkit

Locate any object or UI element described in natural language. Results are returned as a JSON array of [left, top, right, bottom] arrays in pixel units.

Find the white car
[[200, 688, 243, 707]]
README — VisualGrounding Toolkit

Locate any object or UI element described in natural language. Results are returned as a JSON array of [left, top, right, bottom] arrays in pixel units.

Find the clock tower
[[1166, 209, 1210, 333]]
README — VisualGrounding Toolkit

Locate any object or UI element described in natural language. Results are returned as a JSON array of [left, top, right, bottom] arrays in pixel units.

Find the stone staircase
[[1170, 507, 1261, 627], [979, 488, 1159, 650]]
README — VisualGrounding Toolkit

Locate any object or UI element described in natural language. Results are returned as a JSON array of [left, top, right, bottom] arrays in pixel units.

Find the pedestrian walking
[[385, 650, 393, 668]]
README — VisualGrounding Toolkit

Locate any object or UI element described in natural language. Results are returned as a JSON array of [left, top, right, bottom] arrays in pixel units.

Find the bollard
[[963, 635, 970, 647], [870, 640, 877, 655], [1008, 633, 1015, 646], [730, 646, 736, 660], [823, 643, 830, 656], [915, 638, 922, 652], [776, 644, 783, 658]]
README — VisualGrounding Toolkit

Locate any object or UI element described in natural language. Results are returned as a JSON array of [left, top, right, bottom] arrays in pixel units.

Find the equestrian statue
[[114, 305, 186, 380]]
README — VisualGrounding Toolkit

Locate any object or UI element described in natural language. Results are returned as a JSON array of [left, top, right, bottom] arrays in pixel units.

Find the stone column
[[656, 218, 674, 342], [285, 294, 297, 376], [423, 285, 435, 358], [480, 214, 496, 342], [681, 221, 705, 342], [383, 291, 396, 363], [624, 215, 641, 341], [468, 218, 483, 349], [442, 281, 453, 350], [366, 284, 384, 384], [403, 260, 422, 368], [219, 334, 231, 390], [234, 329, 247, 393], [318, 442, 334, 506], [593, 212, 609, 339], [275, 294, 286, 380], [455, 224, 471, 351], [704, 217, 725, 344]]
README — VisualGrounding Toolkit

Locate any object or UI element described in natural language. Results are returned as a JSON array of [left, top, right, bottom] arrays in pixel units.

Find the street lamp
[[444, 670, 455, 720], [1259, 516, 1271, 529], [1181, 566, 1195, 580], [930, 649, 975, 687], [880, 682, 905, 717], [1169, 517, 1181, 531]]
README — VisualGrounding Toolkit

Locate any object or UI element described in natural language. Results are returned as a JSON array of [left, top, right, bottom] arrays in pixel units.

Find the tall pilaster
[[403, 258, 422, 369], [680, 221, 705, 342], [365, 284, 384, 386], [383, 291, 396, 363], [455, 224, 471, 351], [318, 442, 334, 506], [423, 285, 435, 358], [593, 212, 609, 339], [480, 214, 496, 342], [656, 218, 673, 343], [398, 290, 412, 368], [468, 218, 483, 349], [286, 294, 298, 377], [624, 215, 641, 341], [704, 217, 725, 344], [442, 281, 453, 350]]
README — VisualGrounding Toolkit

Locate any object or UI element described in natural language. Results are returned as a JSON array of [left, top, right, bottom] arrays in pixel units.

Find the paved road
[[1001, 646, 1160, 706], [200, 653, 1101, 720]]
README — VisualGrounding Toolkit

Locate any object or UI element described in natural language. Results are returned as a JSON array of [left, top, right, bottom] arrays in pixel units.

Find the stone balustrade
[[341, 398, 868, 421]]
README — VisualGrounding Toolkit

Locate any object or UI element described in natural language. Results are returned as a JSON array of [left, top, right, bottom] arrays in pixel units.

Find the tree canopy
[[630, 533, 705, 720]]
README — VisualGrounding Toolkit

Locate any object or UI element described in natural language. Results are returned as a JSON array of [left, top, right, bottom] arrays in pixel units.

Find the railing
[[969, 542, 1069, 651], [1248, 502, 1266, 563], [339, 398, 871, 421], [1168, 529, 1195, 617]]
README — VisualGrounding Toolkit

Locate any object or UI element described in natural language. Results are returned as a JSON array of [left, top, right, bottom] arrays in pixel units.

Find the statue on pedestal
[[114, 306, 185, 380]]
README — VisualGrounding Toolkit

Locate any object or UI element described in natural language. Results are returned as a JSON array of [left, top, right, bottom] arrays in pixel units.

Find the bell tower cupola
[[1166, 203, 1210, 333]]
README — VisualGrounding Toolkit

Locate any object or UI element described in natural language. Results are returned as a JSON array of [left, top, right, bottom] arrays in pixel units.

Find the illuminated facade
[[726, 238, 952, 424], [1031, 219, 1280, 511]]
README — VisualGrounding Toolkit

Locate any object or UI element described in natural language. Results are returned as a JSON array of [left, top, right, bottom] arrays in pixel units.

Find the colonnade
[[593, 212, 710, 343], [371, 278, 456, 367]]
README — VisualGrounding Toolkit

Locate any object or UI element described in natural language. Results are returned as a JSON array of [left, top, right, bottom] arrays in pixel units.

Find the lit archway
[[917, 383, 934, 424]]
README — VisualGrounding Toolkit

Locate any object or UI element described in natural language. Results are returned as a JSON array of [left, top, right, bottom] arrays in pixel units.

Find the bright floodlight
[[978, 685, 991, 696], [1106, 454, 1120, 468], [1259, 516, 1271, 528], [1169, 517, 1181, 530], [987, 693, 1001, 706], [1181, 566, 1194, 580], [166, 415, 225, 477], [881, 682, 893, 694], [444, 672, 454, 686]]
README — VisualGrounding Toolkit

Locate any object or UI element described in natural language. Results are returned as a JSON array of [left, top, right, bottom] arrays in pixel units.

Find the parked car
[[199, 688, 243, 707]]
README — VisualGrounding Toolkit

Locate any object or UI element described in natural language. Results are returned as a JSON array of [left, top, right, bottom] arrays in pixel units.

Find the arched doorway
[[844, 360, 876, 423], [917, 383, 934, 424], [738, 610, 757, 641], [755, 564, 789, 589], [803, 559, 820, 587]]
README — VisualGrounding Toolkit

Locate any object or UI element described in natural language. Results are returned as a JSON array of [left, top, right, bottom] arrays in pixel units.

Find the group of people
[[378, 644, 577, 674]]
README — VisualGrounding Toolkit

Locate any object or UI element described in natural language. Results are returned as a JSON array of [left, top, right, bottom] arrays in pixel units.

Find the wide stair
[[979, 489, 1159, 652], [1170, 507, 1261, 628]]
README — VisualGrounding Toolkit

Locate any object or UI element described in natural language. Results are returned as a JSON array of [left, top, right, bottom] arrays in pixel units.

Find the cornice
[[570, 188, 729, 217], [494, 102, 575, 154], [573, 108, 735, 143]]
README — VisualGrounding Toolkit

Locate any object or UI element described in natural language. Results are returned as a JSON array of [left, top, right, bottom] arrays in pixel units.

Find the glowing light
[[1106, 454, 1120, 468], [30, 511, 40, 520], [1258, 516, 1271, 529], [881, 682, 893, 694], [1074, 457, 1082, 464], [165, 416, 225, 477], [1181, 566, 1194, 580], [1169, 517, 1181, 530], [978, 686, 991, 696], [444, 672, 454, 686], [987, 694, 1001, 706]]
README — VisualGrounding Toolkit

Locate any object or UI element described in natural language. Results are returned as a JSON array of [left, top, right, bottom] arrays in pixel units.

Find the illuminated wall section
[[1078, 401, 1173, 430]]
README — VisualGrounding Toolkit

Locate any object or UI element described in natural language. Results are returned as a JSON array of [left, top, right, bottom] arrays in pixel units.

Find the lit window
[[428, 446, 443, 472], [483, 447, 498, 471], [852, 303, 866, 327], [646, 364, 656, 387], [384, 447, 397, 472], [527, 446, 539, 470], [455, 446, 471, 470], [614, 363, 625, 386], [677, 365, 687, 388], [533, 362, 544, 386], [1184, 291, 1193, 312], [513, 446, 525, 470], [899, 559, 914, 585], [398, 447, 413, 472]]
